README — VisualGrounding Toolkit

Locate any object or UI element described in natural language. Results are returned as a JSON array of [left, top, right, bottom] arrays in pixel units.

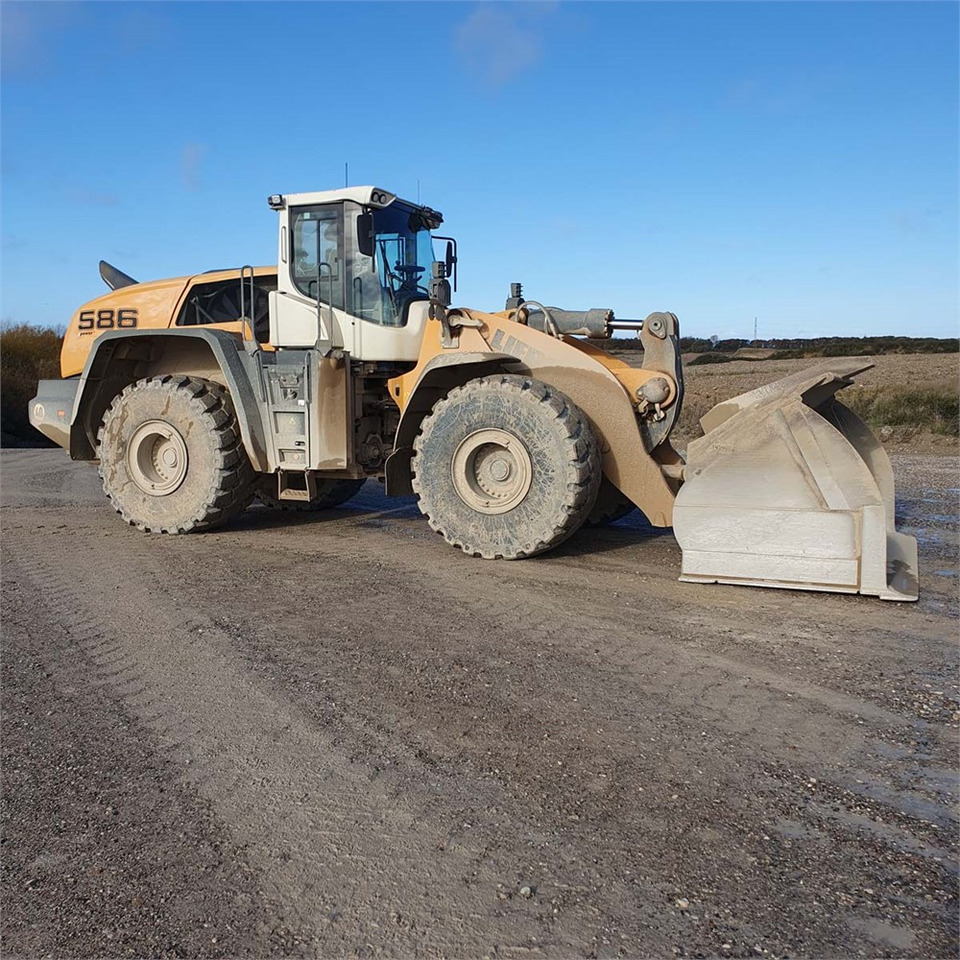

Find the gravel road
[[2, 449, 957, 959]]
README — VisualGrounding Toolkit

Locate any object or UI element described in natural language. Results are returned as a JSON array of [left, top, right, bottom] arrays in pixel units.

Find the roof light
[[267, 194, 285, 210]]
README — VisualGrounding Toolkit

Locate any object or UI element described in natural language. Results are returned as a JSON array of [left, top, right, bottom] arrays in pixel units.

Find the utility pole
[[753, 316, 758, 342]]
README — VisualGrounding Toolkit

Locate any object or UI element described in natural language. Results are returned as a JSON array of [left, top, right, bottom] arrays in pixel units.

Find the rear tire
[[97, 376, 255, 533], [412, 374, 601, 559], [257, 477, 365, 512]]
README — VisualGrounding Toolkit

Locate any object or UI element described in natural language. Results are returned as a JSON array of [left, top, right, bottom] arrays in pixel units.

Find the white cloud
[[63, 184, 119, 207], [895, 207, 943, 237], [181, 143, 209, 192], [453, 2, 558, 89], [0, 1, 83, 79]]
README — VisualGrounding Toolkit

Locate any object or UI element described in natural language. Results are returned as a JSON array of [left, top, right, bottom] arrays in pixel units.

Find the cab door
[[271, 202, 351, 350]]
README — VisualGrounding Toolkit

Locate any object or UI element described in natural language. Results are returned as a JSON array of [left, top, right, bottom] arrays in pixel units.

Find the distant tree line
[[1, 324, 62, 446], [594, 335, 958, 356]]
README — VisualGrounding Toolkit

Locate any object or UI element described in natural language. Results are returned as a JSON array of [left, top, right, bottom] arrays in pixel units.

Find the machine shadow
[[223, 487, 674, 565], [226, 487, 422, 534], [556, 513, 677, 560]]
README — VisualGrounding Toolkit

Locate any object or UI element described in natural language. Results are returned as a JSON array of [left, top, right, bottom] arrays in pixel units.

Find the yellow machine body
[[30, 185, 919, 601], [60, 267, 276, 377], [388, 308, 683, 526]]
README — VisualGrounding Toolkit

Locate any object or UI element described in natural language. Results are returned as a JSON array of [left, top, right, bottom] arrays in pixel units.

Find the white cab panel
[[269, 291, 429, 361], [353, 300, 430, 362]]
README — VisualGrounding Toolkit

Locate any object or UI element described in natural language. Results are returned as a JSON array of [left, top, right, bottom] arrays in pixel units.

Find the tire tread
[[97, 376, 254, 534], [411, 374, 601, 559]]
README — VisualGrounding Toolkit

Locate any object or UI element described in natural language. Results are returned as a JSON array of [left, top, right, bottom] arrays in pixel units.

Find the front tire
[[97, 376, 255, 533], [412, 375, 601, 559]]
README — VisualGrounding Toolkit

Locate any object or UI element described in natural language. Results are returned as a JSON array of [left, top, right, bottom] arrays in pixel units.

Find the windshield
[[353, 203, 435, 327]]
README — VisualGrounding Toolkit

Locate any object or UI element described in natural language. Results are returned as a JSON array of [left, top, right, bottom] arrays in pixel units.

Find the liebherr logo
[[490, 328, 545, 366]]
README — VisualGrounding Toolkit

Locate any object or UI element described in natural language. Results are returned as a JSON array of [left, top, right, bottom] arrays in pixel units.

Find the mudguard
[[37, 328, 270, 471], [385, 352, 515, 496]]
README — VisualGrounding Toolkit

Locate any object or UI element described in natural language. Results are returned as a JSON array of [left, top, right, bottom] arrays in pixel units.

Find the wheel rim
[[127, 420, 189, 496], [451, 428, 533, 515]]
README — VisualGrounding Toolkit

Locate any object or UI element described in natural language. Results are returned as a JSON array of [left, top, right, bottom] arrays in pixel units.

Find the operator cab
[[268, 187, 455, 361]]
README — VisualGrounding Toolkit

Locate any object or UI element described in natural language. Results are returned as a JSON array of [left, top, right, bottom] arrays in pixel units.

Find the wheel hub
[[451, 428, 533, 515], [489, 458, 510, 482], [127, 420, 189, 496]]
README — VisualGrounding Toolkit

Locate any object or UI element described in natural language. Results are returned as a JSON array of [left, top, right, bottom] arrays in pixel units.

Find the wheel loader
[[29, 186, 918, 600]]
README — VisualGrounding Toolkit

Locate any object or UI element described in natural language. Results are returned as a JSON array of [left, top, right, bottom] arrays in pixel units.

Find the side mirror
[[357, 213, 374, 258], [433, 235, 458, 291]]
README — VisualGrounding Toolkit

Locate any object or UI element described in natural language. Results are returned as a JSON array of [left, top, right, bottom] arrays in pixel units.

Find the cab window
[[291, 206, 342, 307], [350, 203, 435, 327]]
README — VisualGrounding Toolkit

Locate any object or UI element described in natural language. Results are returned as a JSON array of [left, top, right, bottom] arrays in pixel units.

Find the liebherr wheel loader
[[29, 186, 919, 600]]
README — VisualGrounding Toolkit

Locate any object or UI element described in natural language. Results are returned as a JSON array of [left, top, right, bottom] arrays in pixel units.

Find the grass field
[[661, 352, 960, 452]]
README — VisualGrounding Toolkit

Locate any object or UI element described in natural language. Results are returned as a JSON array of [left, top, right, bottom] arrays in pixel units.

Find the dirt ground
[[2, 449, 957, 959]]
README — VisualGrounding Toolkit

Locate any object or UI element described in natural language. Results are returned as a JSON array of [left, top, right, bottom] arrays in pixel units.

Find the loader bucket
[[673, 358, 919, 601]]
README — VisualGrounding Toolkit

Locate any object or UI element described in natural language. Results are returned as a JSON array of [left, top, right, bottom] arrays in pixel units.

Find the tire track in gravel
[[1, 572, 300, 959], [213, 502, 955, 753], [8, 510, 954, 957], [4, 530, 639, 958], [3, 451, 958, 958], [193, 522, 958, 843]]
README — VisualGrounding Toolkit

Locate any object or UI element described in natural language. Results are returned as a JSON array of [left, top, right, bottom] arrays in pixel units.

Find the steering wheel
[[393, 263, 425, 279]]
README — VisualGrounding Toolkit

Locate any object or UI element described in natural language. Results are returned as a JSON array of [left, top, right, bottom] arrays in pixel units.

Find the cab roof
[[269, 186, 401, 209], [267, 186, 444, 226]]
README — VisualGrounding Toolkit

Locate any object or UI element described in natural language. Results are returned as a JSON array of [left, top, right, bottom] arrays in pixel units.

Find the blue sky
[[2, 1, 957, 339]]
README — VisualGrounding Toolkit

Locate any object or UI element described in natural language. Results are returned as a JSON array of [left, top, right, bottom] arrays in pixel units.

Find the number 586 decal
[[78, 308, 138, 330]]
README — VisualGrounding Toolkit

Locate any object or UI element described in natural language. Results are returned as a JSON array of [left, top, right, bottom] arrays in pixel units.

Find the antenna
[[753, 316, 758, 341], [417, 179, 421, 204], [344, 162, 348, 187]]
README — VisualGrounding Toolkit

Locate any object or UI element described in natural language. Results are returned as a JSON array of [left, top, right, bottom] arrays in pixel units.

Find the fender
[[67, 328, 269, 471], [384, 351, 514, 496], [386, 313, 679, 525]]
